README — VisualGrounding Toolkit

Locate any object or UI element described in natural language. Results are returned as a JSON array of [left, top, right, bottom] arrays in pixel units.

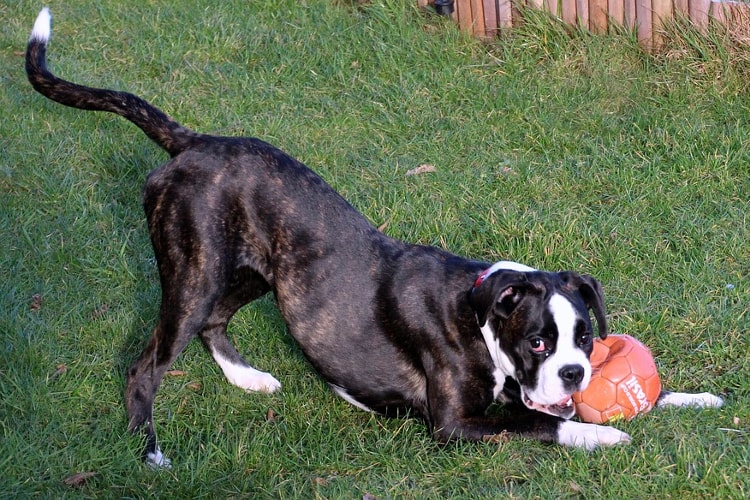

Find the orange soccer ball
[[573, 334, 662, 424]]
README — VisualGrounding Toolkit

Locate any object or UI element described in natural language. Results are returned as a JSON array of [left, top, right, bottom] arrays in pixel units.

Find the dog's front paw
[[657, 391, 724, 408], [146, 447, 172, 470], [557, 421, 631, 450]]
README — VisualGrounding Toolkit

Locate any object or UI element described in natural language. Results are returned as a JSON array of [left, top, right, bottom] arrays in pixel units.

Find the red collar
[[473, 268, 492, 289]]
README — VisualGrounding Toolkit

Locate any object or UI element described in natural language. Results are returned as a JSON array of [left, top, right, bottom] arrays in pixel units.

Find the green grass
[[2, 0, 749, 496]]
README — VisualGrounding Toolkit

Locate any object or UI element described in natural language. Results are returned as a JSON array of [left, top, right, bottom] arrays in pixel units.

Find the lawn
[[1, 0, 748, 497]]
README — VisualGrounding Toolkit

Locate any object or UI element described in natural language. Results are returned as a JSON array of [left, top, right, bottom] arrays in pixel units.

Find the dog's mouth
[[523, 394, 575, 418]]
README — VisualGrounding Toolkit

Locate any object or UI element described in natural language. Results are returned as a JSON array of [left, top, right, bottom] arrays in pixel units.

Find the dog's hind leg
[[201, 325, 282, 393], [199, 272, 281, 393], [125, 292, 217, 468]]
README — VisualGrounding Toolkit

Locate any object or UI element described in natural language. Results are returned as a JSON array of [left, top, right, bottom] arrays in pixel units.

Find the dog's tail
[[26, 8, 200, 157]]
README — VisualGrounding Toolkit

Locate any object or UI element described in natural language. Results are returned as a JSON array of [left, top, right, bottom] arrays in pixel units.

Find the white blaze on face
[[525, 293, 591, 406]]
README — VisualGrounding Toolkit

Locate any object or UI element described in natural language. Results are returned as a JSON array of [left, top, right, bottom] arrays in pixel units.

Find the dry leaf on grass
[[482, 430, 510, 444], [166, 370, 187, 377], [405, 164, 436, 176], [266, 408, 280, 422], [49, 363, 67, 381], [30, 293, 42, 311], [569, 481, 583, 494], [92, 304, 108, 319], [63, 471, 96, 487]]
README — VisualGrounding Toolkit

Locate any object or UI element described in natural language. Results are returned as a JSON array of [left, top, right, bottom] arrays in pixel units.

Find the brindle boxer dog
[[26, 9, 723, 468]]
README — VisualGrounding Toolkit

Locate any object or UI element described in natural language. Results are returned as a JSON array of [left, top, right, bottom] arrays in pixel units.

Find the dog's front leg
[[431, 409, 630, 449], [431, 409, 561, 444], [657, 391, 724, 409], [427, 378, 631, 449]]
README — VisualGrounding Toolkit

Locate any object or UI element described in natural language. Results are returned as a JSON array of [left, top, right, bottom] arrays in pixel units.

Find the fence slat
[[483, 0, 499, 36], [636, 0, 653, 47], [561, 0, 578, 23], [456, 0, 473, 31], [674, 0, 689, 15], [545, 0, 560, 15], [711, 0, 728, 20], [689, 0, 711, 30], [498, 0, 513, 27], [708, 0, 748, 22], [590, 0, 609, 32], [652, 0, 672, 47], [609, 0, 626, 25], [470, 0, 487, 37], [577, 0, 591, 28], [623, 0, 637, 28]]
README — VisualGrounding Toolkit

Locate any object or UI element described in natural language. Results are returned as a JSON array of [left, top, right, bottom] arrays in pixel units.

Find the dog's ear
[[469, 271, 536, 327], [559, 272, 607, 339]]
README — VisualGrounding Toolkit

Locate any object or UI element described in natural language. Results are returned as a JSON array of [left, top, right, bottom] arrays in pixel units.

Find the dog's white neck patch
[[475, 260, 535, 399], [479, 323, 515, 399], [31, 8, 51, 43]]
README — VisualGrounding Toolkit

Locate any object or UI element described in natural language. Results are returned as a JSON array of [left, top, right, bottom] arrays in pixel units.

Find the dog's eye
[[530, 338, 547, 353], [575, 322, 592, 346]]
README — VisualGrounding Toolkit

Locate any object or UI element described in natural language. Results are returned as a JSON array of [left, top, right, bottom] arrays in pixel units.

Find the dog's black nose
[[559, 364, 585, 386]]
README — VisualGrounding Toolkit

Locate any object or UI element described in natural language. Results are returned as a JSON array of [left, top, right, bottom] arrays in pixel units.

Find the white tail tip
[[30, 8, 51, 43]]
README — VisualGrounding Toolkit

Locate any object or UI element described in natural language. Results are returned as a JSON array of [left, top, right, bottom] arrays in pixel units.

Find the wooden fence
[[418, 0, 750, 49]]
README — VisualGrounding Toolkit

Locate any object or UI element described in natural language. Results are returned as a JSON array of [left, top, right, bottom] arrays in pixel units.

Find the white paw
[[657, 392, 724, 408], [226, 365, 282, 393], [557, 421, 631, 450], [146, 447, 172, 469], [212, 350, 282, 393]]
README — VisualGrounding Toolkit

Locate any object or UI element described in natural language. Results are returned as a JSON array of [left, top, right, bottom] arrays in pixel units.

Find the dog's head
[[469, 261, 607, 419]]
